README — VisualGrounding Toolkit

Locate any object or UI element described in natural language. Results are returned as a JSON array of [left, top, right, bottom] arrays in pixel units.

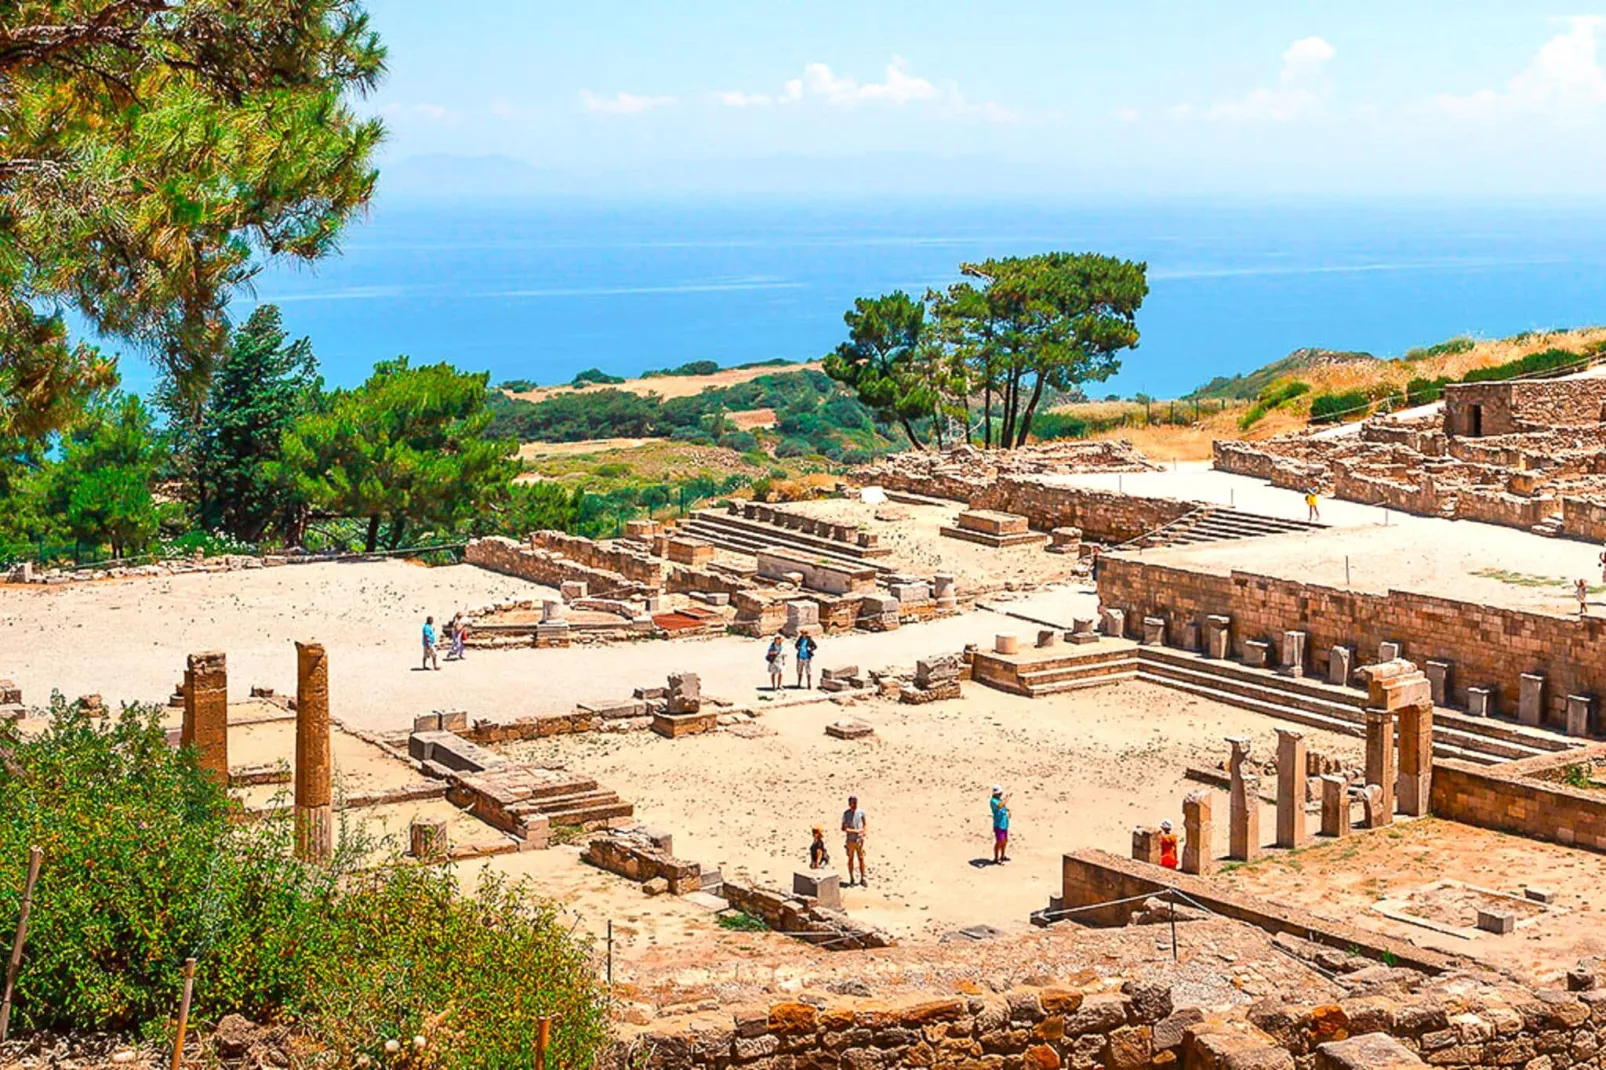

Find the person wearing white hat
[[990, 785, 1011, 864], [1158, 819, 1179, 870]]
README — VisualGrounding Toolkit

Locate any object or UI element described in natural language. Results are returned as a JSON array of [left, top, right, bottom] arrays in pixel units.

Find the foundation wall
[[969, 477, 1196, 542], [530, 530, 665, 585], [466, 536, 648, 595], [1098, 556, 1606, 730], [1430, 747, 1606, 852]]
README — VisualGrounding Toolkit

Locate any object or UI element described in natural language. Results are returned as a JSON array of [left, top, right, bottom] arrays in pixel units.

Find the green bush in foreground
[[1237, 379, 1310, 431], [0, 702, 608, 1069]]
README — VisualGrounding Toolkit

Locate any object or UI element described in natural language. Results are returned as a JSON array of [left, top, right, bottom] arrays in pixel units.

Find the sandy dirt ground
[[518, 437, 665, 459], [494, 682, 1363, 943], [781, 497, 1082, 594], [0, 560, 1095, 732], [1216, 817, 1606, 985], [506, 362, 822, 403]]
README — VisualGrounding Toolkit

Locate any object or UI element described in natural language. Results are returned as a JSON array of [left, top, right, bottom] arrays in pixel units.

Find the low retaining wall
[[466, 536, 646, 595], [1098, 555, 1606, 732], [970, 477, 1195, 542], [722, 879, 893, 950], [1059, 849, 1453, 973], [1431, 746, 1606, 852]]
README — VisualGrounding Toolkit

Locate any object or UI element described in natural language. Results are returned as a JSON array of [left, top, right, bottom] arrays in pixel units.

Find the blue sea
[[139, 198, 1606, 399]]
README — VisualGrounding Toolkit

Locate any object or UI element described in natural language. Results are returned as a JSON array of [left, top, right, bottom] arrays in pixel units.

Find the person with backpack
[[765, 634, 786, 691], [795, 631, 817, 689]]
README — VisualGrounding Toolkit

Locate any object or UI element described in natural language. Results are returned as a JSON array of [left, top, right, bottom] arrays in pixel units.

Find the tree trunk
[[1000, 366, 1020, 450], [1016, 373, 1048, 448], [388, 516, 408, 552], [364, 514, 380, 553], [982, 374, 993, 449], [898, 416, 924, 451]]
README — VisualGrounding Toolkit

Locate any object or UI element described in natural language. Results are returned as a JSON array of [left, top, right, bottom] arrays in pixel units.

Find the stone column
[[1567, 694, 1595, 739], [1425, 660, 1451, 706], [295, 641, 333, 864], [1131, 826, 1161, 865], [181, 651, 228, 785], [1364, 709, 1396, 826], [1182, 790, 1213, 876], [1279, 630, 1307, 677], [1275, 729, 1307, 848], [1519, 673, 1545, 728], [1320, 775, 1350, 837], [1397, 703, 1434, 817], [1203, 615, 1231, 659], [933, 573, 957, 611], [1227, 737, 1259, 862]]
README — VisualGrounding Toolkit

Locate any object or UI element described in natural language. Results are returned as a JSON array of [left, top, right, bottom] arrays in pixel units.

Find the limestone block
[[1182, 621, 1201, 653], [667, 671, 701, 714], [793, 870, 842, 910], [1320, 775, 1350, 838], [888, 581, 931, 604], [1397, 704, 1433, 818], [1275, 728, 1307, 849], [1360, 784, 1387, 829], [784, 600, 819, 636], [932, 572, 957, 607], [1069, 618, 1099, 646], [1227, 737, 1258, 863], [1181, 791, 1213, 876], [1328, 646, 1354, 687], [1476, 909, 1515, 935], [1142, 617, 1166, 647], [560, 580, 588, 601], [181, 651, 229, 787], [1379, 640, 1402, 661], [1244, 639, 1271, 669], [410, 818, 449, 861], [1102, 607, 1127, 639], [1131, 826, 1162, 865], [1036, 628, 1060, 649], [1364, 710, 1396, 824], [995, 633, 1019, 655], [541, 599, 566, 623], [1425, 660, 1451, 706], [1566, 694, 1595, 738], [1279, 630, 1307, 677], [1315, 1033, 1426, 1070], [1519, 673, 1545, 728], [1467, 686, 1495, 718], [1203, 615, 1231, 659]]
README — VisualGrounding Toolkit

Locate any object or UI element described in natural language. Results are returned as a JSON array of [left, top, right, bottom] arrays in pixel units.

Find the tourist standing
[[990, 786, 1011, 864], [1304, 487, 1321, 522], [1158, 819, 1179, 870], [841, 794, 868, 886], [422, 615, 440, 671], [1578, 579, 1590, 617], [766, 634, 786, 691], [447, 612, 467, 660], [795, 631, 817, 689]]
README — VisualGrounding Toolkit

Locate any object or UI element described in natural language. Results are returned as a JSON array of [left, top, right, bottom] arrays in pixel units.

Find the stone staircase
[[676, 509, 891, 573], [1127, 506, 1325, 550], [1136, 646, 1575, 766], [513, 784, 636, 831], [971, 641, 1579, 766]]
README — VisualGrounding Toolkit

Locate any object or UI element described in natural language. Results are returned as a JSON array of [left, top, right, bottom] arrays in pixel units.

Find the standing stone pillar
[[1328, 646, 1354, 687], [1131, 826, 1162, 865], [1397, 703, 1434, 817], [1203, 616, 1231, 659], [1275, 729, 1307, 848], [1279, 630, 1307, 677], [295, 641, 333, 864], [1424, 660, 1451, 706], [1519, 673, 1546, 728], [1364, 709, 1396, 826], [933, 573, 957, 611], [181, 651, 228, 785], [1567, 694, 1595, 739], [1181, 790, 1213, 875], [1227, 737, 1260, 862], [1319, 775, 1350, 838]]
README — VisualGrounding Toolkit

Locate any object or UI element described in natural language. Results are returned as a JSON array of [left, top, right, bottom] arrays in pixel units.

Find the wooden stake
[[0, 845, 43, 1043], [171, 957, 196, 1070], [535, 1016, 552, 1070]]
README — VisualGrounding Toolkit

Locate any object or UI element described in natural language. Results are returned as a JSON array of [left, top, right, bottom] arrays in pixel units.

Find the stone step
[[1018, 653, 1140, 687], [1026, 670, 1139, 696], [1141, 647, 1367, 708], [678, 518, 890, 575], [538, 799, 636, 828], [517, 788, 622, 813], [684, 511, 885, 565]]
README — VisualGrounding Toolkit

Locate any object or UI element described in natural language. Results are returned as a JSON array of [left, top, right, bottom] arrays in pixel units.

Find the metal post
[[536, 1016, 551, 1070], [606, 919, 613, 989], [1345, 556, 1351, 586], [0, 846, 44, 1042], [171, 957, 196, 1070], [1167, 889, 1179, 961]]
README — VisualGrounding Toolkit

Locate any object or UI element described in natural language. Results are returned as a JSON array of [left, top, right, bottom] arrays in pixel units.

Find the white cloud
[[714, 56, 1012, 121], [1430, 17, 1606, 122], [1114, 106, 1142, 123], [579, 89, 676, 116], [1177, 35, 1337, 123]]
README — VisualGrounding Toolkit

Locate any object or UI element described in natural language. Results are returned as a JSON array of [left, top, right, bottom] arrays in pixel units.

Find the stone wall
[[466, 536, 644, 595], [1445, 378, 1606, 437], [721, 879, 893, 950], [1059, 849, 1452, 973], [530, 530, 665, 586], [1564, 498, 1606, 543], [610, 964, 1606, 1070], [1431, 746, 1606, 852], [969, 477, 1197, 543], [1097, 555, 1606, 731]]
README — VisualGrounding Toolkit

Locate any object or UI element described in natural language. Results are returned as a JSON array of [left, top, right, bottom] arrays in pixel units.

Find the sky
[[364, 2, 1606, 199]]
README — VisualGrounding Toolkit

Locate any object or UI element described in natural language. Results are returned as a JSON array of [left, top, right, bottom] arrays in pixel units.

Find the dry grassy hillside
[[505, 361, 823, 403]]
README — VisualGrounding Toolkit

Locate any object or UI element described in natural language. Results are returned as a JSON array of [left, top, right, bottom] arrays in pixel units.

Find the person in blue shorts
[[990, 785, 1011, 864]]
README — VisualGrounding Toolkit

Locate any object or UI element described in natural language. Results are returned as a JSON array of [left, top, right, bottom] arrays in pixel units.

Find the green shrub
[[1403, 336, 1475, 361], [498, 379, 537, 393], [1029, 412, 1092, 440], [1462, 347, 1585, 383], [1309, 390, 1371, 424], [1237, 379, 1310, 431], [594, 463, 632, 478], [716, 910, 769, 932], [1405, 376, 1452, 406], [0, 702, 609, 1068], [642, 360, 719, 378], [570, 367, 624, 387]]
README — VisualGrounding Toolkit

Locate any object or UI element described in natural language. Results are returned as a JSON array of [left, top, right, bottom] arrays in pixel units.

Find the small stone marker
[[1279, 630, 1307, 677], [1142, 617, 1166, 646], [1360, 784, 1388, 829], [1425, 660, 1451, 706], [1275, 728, 1307, 848], [1327, 645, 1354, 687], [1244, 639, 1271, 668], [825, 719, 874, 740], [1467, 686, 1495, 718], [1068, 618, 1099, 645], [1102, 607, 1126, 638], [1320, 775, 1350, 838], [995, 633, 1019, 655], [793, 870, 842, 910], [1379, 640, 1402, 661], [1519, 673, 1546, 728], [1131, 826, 1162, 865], [1566, 694, 1594, 738], [409, 818, 449, 862], [1203, 615, 1231, 659], [1037, 628, 1060, 649], [1476, 909, 1515, 935], [1182, 790, 1213, 876], [1524, 886, 1556, 904]]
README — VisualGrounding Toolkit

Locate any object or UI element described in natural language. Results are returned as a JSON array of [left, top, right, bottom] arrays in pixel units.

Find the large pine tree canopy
[[0, 1, 386, 442]]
